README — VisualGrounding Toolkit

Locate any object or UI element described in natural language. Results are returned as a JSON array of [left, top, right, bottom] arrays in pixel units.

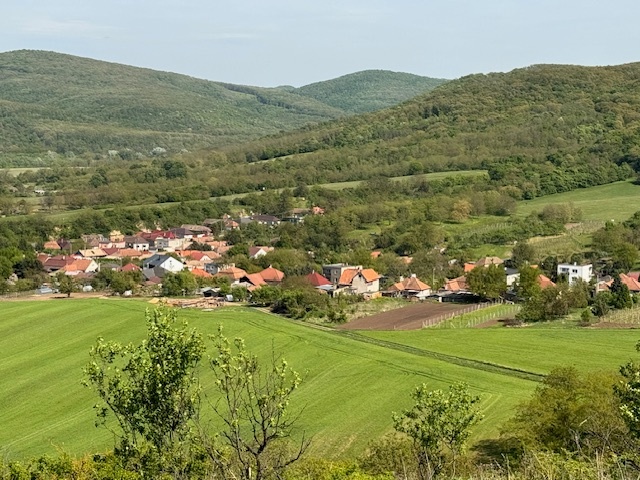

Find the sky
[[1, 0, 639, 87]]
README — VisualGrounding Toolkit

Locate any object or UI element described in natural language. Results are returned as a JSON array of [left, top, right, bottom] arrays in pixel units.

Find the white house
[[143, 254, 184, 274], [557, 263, 593, 285]]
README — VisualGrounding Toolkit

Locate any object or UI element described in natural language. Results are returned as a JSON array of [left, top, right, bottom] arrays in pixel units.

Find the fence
[[422, 301, 520, 329]]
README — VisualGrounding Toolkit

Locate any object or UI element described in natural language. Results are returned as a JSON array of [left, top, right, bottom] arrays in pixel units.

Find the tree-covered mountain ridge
[[222, 62, 640, 191], [0, 50, 445, 157]]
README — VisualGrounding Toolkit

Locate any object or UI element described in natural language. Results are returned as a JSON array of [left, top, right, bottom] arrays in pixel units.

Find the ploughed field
[[340, 301, 471, 330], [1, 299, 636, 461]]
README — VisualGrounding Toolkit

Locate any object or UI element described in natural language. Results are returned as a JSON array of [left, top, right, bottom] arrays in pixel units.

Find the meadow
[[0, 299, 535, 461], [517, 180, 640, 222], [363, 327, 640, 375]]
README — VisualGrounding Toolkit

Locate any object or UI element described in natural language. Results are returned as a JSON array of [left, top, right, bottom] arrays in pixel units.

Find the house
[[191, 268, 212, 279], [169, 227, 195, 240], [322, 264, 357, 285], [443, 276, 469, 293], [119, 263, 141, 273], [598, 273, 640, 294], [337, 267, 381, 296], [239, 273, 267, 291], [259, 266, 285, 284], [538, 274, 556, 289], [43, 240, 61, 250], [76, 248, 107, 259], [557, 263, 593, 285], [249, 215, 281, 227], [385, 274, 431, 299], [81, 234, 108, 248], [142, 254, 184, 274], [124, 235, 150, 251], [215, 266, 248, 284], [306, 271, 332, 288], [249, 246, 274, 260], [41, 255, 77, 273], [58, 259, 99, 276], [505, 268, 520, 288], [180, 224, 212, 235]]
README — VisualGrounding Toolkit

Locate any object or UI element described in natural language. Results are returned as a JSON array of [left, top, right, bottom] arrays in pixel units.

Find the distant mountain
[[294, 70, 448, 113], [0, 51, 446, 157]]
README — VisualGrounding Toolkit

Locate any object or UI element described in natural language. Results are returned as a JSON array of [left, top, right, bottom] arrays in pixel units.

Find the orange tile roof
[[537, 274, 556, 289], [259, 266, 285, 283], [621, 273, 640, 292], [444, 276, 469, 292], [338, 268, 358, 285], [216, 266, 247, 280], [191, 268, 212, 278], [359, 268, 380, 283], [244, 273, 267, 287], [403, 276, 431, 291], [120, 263, 141, 272]]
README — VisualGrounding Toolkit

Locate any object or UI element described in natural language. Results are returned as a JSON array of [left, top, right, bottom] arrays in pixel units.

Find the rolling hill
[[0, 50, 446, 157], [293, 69, 448, 113]]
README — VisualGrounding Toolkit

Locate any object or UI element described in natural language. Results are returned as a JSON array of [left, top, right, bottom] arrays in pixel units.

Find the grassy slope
[[517, 180, 640, 221], [0, 299, 533, 460], [295, 70, 448, 113], [363, 328, 638, 375], [0, 50, 346, 153]]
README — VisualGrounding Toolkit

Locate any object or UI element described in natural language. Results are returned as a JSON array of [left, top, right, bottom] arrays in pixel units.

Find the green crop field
[[0, 299, 535, 460], [363, 327, 640, 376], [517, 180, 640, 222]]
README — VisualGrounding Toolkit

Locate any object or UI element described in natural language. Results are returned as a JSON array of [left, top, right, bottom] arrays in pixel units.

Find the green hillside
[[0, 50, 346, 155], [229, 62, 640, 193], [294, 69, 448, 113], [0, 51, 449, 158], [0, 300, 535, 459]]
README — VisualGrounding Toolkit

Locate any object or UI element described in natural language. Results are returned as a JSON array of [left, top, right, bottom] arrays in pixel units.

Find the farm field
[[0, 299, 535, 460], [339, 301, 485, 330], [362, 327, 640, 375], [517, 180, 640, 222]]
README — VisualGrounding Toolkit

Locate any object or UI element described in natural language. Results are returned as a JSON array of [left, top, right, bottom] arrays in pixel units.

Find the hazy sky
[[1, 0, 639, 87]]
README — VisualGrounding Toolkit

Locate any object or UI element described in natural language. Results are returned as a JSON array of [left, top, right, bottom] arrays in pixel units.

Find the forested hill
[[291, 70, 448, 113], [0, 50, 446, 157], [228, 62, 640, 191]]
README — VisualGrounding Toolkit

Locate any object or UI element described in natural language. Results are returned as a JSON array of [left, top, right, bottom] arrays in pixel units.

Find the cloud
[[20, 18, 115, 38]]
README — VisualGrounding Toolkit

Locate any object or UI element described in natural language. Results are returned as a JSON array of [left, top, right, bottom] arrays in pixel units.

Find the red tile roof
[[260, 266, 285, 283], [306, 271, 331, 287], [120, 263, 141, 272]]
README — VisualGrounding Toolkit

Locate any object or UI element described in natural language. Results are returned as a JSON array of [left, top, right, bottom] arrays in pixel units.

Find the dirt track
[[339, 302, 472, 331]]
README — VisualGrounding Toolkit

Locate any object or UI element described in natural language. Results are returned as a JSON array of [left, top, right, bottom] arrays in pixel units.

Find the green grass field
[[363, 327, 639, 376], [0, 299, 535, 460], [517, 180, 640, 222]]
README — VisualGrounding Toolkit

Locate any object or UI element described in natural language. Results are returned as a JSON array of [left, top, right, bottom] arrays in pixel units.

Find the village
[[10, 204, 637, 328]]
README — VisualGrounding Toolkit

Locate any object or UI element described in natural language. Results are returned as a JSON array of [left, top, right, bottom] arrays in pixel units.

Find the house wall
[[557, 263, 592, 285], [351, 275, 379, 294]]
